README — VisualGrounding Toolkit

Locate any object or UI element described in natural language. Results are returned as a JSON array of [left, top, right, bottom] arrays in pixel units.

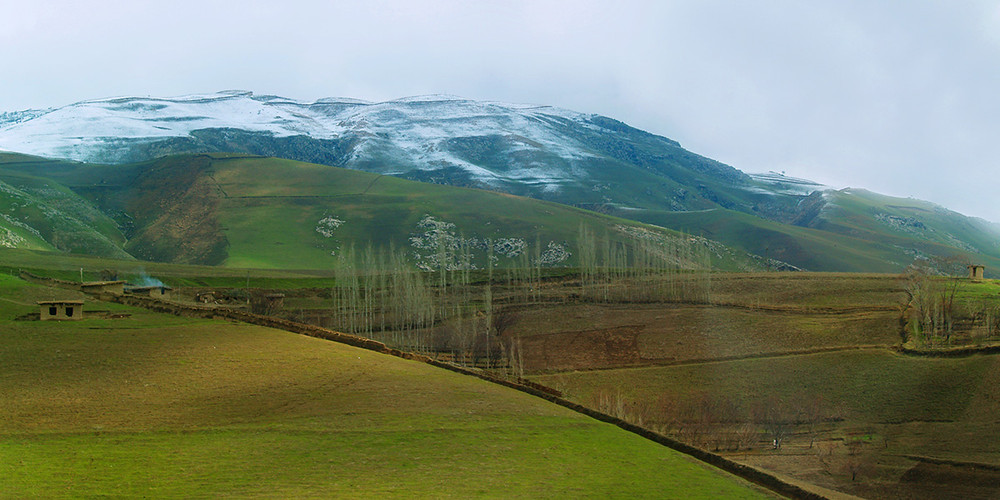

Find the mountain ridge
[[0, 91, 742, 193], [1, 91, 997, 274]]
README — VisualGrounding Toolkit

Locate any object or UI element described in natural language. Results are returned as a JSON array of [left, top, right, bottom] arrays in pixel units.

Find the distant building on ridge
[[968, 265, 985, 280]]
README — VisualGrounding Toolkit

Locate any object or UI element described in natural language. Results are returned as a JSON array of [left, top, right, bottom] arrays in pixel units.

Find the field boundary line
[[899, 454, 1000, 471], [512, 295, 897, 315], [99, 293, 826, 500], [530, 344, 892, 375], [0, 296, 36, 306], [895, 344, 1000, 357]]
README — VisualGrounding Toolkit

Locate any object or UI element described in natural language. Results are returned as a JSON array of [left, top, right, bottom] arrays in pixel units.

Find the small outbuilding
[[968, 265, 986, 280], [80, 280, 126, 296], [126, 285, 172, 299], [249, 293, 285, 315], [263, 293, 285, 308], [38, 300, 84, 321]]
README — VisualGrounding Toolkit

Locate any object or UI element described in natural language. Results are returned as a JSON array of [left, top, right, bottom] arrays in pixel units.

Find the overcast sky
[[2, 0, 999, 221]]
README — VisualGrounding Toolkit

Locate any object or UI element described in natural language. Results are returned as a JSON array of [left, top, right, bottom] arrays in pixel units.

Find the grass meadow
[[0, 274, 772, 498]]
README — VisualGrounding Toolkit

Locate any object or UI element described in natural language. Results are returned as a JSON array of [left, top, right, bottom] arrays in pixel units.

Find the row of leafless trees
[[322, 228, 714, 371], [899, 255, 1000, 345], [901, 265, 961, 344], [325, 243, 523, 373], [577, 224, 713, 303]]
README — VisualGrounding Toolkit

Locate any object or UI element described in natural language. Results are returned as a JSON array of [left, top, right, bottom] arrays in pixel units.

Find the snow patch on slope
[[0, 91, 602, 191], [747, 171, 829, 196]]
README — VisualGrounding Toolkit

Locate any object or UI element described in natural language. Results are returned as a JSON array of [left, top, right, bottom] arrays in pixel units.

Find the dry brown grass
[[507, 273, 904, 373]]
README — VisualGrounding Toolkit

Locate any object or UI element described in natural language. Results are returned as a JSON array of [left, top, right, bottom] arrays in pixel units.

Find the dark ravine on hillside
[[2, 91, 999, 273]]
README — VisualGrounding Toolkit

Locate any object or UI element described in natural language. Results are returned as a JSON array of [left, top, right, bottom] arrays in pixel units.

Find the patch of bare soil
[[513, 302, 898, 372], [124, 155, 228, 264], [892, 460, 1000, 499], [520, 325, 641, 371]]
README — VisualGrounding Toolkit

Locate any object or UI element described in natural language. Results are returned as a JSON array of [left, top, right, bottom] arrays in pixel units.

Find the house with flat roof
[[968, 265, 986, 280], [125, 285, 172, 299], [80, 280, 126, 296], [38, 300, 84, 321]]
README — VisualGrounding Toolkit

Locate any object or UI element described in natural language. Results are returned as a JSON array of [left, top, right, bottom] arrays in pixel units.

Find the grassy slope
[[607, 181, 1000, 277], [821, 189, 1000, 264], [5, 151, 997, 275], [826, 190, 995, 243], [0, 210, 53, 251], [621, 208, 900, 272], [204, 155, 764, 271], [0, 153, 761, 271], [0, 274, 770, 498], [0, 155, 129, 258], [0, 247, 337, 288], [623, 204, 1000, 274], [208, 155, 630, 268]]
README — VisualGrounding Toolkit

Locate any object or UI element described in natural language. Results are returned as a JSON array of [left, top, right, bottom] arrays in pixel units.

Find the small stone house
[[126, 285, 172, 299], [263, 293, 285, 308], [249, 293, 285, 314], [80, 280, 126, 296], [968, 265, 986, 280], [38, 300, 84, 321]]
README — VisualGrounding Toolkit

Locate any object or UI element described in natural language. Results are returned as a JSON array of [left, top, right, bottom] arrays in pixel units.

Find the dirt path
[[100, 292, 827, 500], [536, 344, 892, 375], [0, 296, 36, 307], [361, 174, 381, 195]]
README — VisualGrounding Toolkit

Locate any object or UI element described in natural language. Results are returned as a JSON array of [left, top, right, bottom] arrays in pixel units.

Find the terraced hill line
[[491, 295, 898, 315], [542, 344, 895, 374], [0, 296, 35, 307], [896, 344, 1000, 358], [900, 454, 1000, 472], [701, 301, 898, 315]]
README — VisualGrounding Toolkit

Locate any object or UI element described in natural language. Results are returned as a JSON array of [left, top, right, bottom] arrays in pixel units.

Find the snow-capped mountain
[[746, 172, 829, 195], [2, 90, 1000, 274], [0, 91, 753, 204], [0, 91, 631, 190]]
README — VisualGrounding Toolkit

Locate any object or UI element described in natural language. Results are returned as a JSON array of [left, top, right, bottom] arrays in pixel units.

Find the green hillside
[[0, 274, 771, 498], [617, 194, 1000, 274], [0, 152, 762, 271], [0, 156, 128, 258], [3, 150, 996, 274], [819, 188, 1000, 260]]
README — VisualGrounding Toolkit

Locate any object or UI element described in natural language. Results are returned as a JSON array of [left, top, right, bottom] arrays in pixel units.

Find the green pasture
[[208, 155, 708, 269], [0, 274, 771, 498], [1, 153, 754, 271]]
